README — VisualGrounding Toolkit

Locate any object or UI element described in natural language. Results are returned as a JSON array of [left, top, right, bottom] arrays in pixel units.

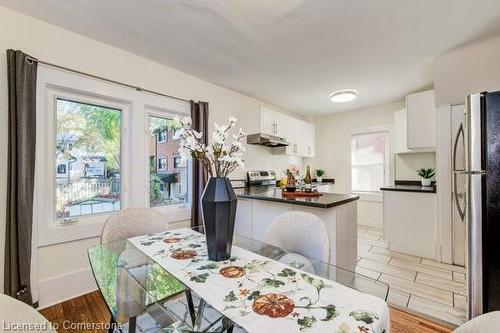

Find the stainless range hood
[[246, 133, 290, 147]]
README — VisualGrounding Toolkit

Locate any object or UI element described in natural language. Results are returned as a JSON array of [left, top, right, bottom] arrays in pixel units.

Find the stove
[[247, 170, 277, 186]]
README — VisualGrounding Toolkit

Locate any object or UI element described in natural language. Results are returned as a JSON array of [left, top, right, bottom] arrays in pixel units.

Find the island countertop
[[235, 186, 359, 208]]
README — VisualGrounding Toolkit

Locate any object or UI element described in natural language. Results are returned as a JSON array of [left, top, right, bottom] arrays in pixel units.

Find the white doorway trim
[[436, 104, 453, 263]]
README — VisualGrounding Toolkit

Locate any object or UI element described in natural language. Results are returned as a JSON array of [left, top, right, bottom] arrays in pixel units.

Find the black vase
[[201, 177, 237, 261]]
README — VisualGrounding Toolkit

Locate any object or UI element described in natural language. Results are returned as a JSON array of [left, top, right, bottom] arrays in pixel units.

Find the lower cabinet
[[234, 198, 253, 239], [234, 198, 358, 271], [383, 191, 437, 259]]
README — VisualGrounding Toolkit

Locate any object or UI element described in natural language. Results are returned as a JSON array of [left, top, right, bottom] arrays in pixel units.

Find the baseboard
[[37, 267, 97, 309]]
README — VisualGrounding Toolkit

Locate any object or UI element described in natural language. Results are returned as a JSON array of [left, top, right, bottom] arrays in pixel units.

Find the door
[[451, 105, 466, 267]]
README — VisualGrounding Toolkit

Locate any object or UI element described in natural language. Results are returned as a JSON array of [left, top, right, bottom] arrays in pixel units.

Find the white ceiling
[[3, 0, 500, 115]]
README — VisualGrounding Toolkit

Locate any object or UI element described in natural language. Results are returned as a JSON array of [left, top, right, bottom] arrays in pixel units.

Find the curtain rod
[[26, 56, 191, 103]]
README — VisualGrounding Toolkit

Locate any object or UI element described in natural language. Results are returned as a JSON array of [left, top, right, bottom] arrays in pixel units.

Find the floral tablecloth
[[128, 228, 389, 333]]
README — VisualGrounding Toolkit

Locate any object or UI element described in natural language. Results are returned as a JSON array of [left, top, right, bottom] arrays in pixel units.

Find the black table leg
[[185, 289, 196, 326]]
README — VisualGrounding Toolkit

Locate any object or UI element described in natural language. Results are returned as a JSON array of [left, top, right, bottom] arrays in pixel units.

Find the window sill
[[38, 205, 192, 247]]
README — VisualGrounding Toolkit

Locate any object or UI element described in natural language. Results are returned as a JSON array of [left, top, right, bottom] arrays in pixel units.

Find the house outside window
[[158, 157, 167, 171], [149, 115, 188, 207], [158, 130, 168, 143], [55, 98, 121, 219], [350, 131, 389, 193], [173, 155, 181, 169]]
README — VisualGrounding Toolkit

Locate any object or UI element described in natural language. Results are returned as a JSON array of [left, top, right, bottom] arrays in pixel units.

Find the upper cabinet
[[261, 107, 315, 158], [395, 90, 436, 153], [394, 108, 411, 154], [406, 90, 436, 150], [261, 107, 287, 138]]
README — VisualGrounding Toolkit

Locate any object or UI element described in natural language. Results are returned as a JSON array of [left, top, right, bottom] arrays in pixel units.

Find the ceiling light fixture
[[329, 89, 358, 103]]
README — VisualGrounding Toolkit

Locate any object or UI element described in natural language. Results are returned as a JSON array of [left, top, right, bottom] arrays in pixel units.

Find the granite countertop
[[380, 180, 436, 193], [235, 186, 359, 208]]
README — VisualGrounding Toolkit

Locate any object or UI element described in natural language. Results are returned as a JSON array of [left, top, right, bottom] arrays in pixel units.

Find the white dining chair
[[0, 294, 56, 332], [454, 311, 500, 333], [263, 211, 330, 274], [100, 208, 168, 245], [99, 208, 198, 331]]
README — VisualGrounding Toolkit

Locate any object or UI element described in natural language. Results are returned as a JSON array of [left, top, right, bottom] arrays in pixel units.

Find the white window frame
[[35, 66, 191, 246], [348, 124, 393, 202], [145, 107, 192, 220]]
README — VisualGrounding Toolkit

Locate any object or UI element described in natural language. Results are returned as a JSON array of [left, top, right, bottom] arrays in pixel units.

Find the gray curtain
[[5, 49, 37, 305], [190, 101, 209, 229]]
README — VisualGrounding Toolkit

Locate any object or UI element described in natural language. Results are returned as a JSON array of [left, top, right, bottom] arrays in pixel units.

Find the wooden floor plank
[[38, 291, 453, 333]]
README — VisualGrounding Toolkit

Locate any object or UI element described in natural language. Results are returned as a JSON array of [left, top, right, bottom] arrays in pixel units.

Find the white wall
[[0, 7, 303, 306], [434, 34, 500, 106], [312, 102, 402, 228], [395, 152, 436, 181]]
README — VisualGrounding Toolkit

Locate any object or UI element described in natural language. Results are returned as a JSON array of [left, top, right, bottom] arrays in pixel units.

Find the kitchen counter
[[235, 186, 359, 208], [380, 180, 436, 193]]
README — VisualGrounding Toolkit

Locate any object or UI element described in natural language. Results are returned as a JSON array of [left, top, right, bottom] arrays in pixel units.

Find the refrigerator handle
[[453, 173, 466, 222], [452, 123, 466, 222], [452, 123, 464, 172]]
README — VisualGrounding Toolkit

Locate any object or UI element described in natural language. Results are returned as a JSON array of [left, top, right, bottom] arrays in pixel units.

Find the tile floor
[[356, 225, 467, 326]]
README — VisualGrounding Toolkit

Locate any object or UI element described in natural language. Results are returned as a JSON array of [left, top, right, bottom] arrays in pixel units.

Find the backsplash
[[395, 152, 436, 181]]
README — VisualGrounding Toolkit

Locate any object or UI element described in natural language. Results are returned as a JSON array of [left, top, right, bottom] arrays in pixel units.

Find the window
[[158, 130, 168, 143], [57, 164, 67, 174], [351, 131, 389, 193], [55, 98, 121, 219], [149, 115, 188, 207], [158, 157, 167, 171], [37, 66, 192, 246], [173, 155, 181, 169]]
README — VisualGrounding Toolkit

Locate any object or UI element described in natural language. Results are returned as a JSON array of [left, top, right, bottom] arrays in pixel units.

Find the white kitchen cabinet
[[260, 107, 287, 137], [383, 191, 437, 259], [394, 108, 410, 154], [233, 197, 358, 271], [406, 90, 436, 150], [303, 121, 315, 157], [279, 117, 315, 157], [235, 198, 253, 239]]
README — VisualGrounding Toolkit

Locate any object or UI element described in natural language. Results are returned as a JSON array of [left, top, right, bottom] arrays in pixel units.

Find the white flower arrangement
[[174, 115, 247, 178]]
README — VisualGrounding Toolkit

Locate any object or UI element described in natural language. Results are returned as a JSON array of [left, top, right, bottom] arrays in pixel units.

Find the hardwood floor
[[39, 291, 453, 333]]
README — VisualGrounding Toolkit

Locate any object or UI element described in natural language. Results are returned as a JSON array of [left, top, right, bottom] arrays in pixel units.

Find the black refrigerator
[[452, 91, 500, 319]]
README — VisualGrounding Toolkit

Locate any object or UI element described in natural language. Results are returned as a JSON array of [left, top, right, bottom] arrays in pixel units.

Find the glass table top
[[88, 227, 388, 332]]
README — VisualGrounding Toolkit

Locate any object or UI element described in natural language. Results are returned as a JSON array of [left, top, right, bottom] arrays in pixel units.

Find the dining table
[[88, 226, 390, 333]]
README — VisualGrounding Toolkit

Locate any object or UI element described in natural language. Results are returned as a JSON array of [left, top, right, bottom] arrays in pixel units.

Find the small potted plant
[[315, 169, 325, 183], [417, 168, 435, 187]]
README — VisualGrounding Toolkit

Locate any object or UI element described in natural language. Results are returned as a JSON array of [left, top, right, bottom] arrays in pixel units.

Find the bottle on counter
[[304, 165, 312, 192], [285, 169, 296, 192]]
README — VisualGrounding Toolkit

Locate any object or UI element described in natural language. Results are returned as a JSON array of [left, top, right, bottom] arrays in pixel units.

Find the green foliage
[[349, 310, 379, 324], [246, 290, 261, 301], [261, 278, 285, 288], [417, 168, 435, 179], [315, 169, 325, 177], [321, 305, 338, 321], [223, 290, 238, 302], [197, 263, 219, 270], [297, 316, 317, 331], [277, 268, 297, 277], [190, 273, 209, 283]]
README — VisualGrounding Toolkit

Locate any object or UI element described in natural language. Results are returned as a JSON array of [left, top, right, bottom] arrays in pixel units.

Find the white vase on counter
[[421, 178, 432, 187], [317, 176, 323, 183]]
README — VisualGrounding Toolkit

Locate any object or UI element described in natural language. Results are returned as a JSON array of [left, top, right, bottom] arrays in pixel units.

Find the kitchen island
[[234, 187, 359, 271]]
